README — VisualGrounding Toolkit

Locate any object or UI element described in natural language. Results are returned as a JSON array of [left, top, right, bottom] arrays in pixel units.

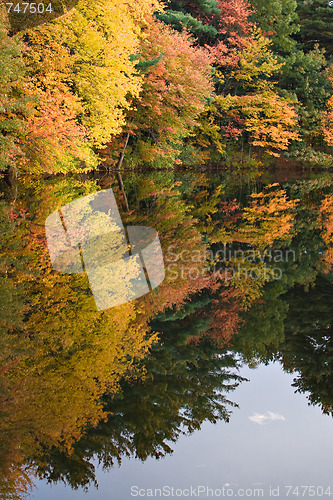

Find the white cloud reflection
[[249, 411, 286, 425]]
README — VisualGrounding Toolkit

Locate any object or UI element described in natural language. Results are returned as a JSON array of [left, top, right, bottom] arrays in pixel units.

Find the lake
[[1, 166, 333, 500]]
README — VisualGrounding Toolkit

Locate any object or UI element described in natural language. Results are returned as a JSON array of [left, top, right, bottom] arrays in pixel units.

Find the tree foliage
[[108, 20, 213, 168], [0, 7, 32, 174]]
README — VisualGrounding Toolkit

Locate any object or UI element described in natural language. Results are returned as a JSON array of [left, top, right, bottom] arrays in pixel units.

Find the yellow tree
[[107, 19, 214, 168], [22, 0, 163, 173], [237, 93, 300, 155]]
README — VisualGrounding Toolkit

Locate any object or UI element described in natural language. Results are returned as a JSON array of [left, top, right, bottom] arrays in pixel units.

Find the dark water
[[1, 167, 333, 500]]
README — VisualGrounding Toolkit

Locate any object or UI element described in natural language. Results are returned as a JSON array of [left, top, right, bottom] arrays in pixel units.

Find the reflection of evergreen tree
[[35, 323, 244, 490], [228, 178, 333, 364], [279, 276, 333, 415], [231, 282, 288, 366], [153, 293, 212, 342]]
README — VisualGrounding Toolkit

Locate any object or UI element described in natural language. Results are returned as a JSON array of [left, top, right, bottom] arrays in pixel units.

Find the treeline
[[1, 0, 333, 174]]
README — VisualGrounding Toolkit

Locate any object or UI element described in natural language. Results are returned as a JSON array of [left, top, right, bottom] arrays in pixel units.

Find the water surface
[[1, 167, 333, 499]]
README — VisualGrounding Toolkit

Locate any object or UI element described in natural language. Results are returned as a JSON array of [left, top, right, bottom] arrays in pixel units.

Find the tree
[[197, 91, 300, 158], [321, 71, 333, 149], [249, 0, 299, 55], [193, 16, 301, 160], [23, 88, 96, 174], [157, 0, 219, 45], [279, 47, 330, 148], [216, 0, 253, 37], [109, 20, 213, 168], [0, 7, 32, 174], [237, 93, 300, 155], [22, 0, 163, 172], [296, 0, 333, 58]]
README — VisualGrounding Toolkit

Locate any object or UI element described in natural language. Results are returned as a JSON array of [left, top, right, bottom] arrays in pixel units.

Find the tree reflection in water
[[1, 171, 333, 498]]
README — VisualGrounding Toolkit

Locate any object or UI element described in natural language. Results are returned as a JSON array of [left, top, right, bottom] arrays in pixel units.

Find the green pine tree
[[296, 0, 333, 57]]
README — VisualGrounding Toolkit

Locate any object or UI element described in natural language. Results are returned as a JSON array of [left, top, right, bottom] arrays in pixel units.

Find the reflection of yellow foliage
[[225, 260, 278, 309], [0, 178, 162, 494], [232, 185, 299, 247], [0, 174, 221, 497], [209, 185, 299, 310], [320, 194, 333, 271]]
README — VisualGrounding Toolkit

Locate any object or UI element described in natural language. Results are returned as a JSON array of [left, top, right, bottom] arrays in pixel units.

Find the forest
[[2, 1, 333, 499], [1, 0, 333, 175]]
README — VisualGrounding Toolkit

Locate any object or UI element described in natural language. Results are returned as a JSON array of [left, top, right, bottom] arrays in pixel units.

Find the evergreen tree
[[157, 0, 219, 45], [249, 0, 299, 55], [296, 0, 333, 58], [279, 47, 331, 147]]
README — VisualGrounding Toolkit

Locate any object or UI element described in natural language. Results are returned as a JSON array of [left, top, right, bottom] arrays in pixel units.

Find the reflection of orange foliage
[[208, 288, 243, 346], [233, 185, 299, 247], [320, 194, 333, 271], [187, 284, 244, 348], [193, 185, 301, 346], [120, 179, 220, 312]]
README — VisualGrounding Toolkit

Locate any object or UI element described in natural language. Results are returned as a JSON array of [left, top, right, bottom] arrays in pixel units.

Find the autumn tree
[[0, 7, 32, 175], [216, 0, 253, 37], [196, 28, 300, 158], [22, 0, 162, 173], [108, 19, 214, 168], [321, 70, 333, 150]]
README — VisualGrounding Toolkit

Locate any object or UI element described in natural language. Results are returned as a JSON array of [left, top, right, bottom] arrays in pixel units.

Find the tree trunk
[[116, 132, 130, 171], [116, 171, 130, 212]]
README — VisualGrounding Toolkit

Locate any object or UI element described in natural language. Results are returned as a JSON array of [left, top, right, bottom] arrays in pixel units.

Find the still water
[[1, 167, 333, 499], [33, 362, 333, 500]]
